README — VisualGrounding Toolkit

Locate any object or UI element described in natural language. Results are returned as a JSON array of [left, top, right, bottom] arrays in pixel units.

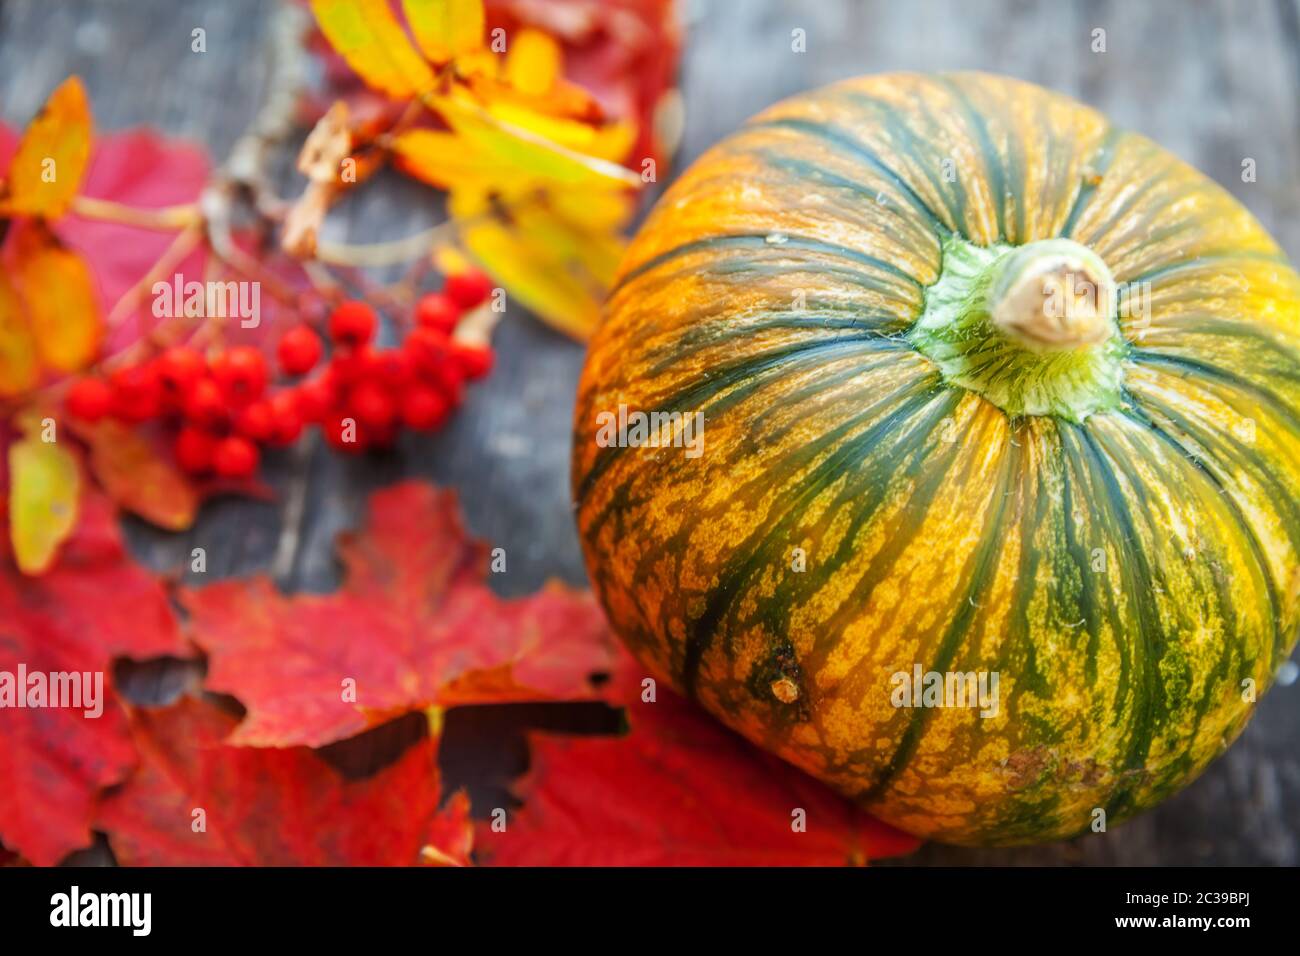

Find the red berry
[[212, 435, 260, 479], [210, 346, 268, 405], [414, 292, 460, 334], [401, 383, 449, 431], [347, 379, 396, 430], [277, 324, 323, 376], [155, 346, 206, 404], [426, 357, 464, 407], [65, 378, 113, 422], [109, 363, 163, 422], [328, 300, 378, 348], [292, 376, 336, 424], [174, 426, 218, 475], [182, 377, 228, 429], [443, 269, 492, 310], [329, 345, 374, 385], [449, 341, 493, 381], [234, 399, 276, 443], [367, 348, 413, 391], [404, 327, 451, 379], [266, 390, 303, 446]]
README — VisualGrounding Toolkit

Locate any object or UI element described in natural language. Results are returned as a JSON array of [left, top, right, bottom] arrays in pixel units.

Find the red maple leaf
[[0, 486, 187, 866], [182, 481, 616, 748], [476, 650, 921, 866], [96, 695, 468, 866]]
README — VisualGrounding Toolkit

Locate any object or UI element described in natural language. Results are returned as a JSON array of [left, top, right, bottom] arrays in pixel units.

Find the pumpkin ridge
[[1065, 424, 1167, 819], [680, 383, 946, 697], [935, 74, 1009, 241], [744, 116, 946, 230], [614, 232, 923, 295], [574, 335, 908, 516], [799, 393, 968, 675], [1121, 401, 1286, 669], [861, 423, 1022, 803]]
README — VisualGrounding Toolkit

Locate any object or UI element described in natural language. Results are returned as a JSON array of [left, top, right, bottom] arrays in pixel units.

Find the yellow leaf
[[450, 189, 629, 340], [392, 129, 520, 192], [80, 420, 199, 531], [8, 222, 102, 374], [434, 90, 640, 193], [485, 98, 636, 164], [0, 273, 39, 398], [0, 76, 92, 218], [8, 429, 80, 575], [310, 0, 435, 98], [504, 29, 561, 96], [402, 0, 484, 64]]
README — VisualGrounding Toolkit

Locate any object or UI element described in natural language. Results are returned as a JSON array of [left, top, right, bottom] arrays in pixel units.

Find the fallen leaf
[[5, 219, 102, 374], [6, 421, 79, 574], [0, 76, 92, 218], [0, 485, 187, 865], [505, 27, 563, 95], [484, 0, 683, 169], [0, 272, 38, 398], [451, 186, 628, 339], [476, 648, 921, 866], [96, 695, 455, 866], [419, 790, 474, 866], [403, 0, 485, 65], [436, 87, 639, 192], [182, 481, 616, 748], [76, 419, 199, 532], [310, 0, 435, 99], [392, 128, 521, 192]]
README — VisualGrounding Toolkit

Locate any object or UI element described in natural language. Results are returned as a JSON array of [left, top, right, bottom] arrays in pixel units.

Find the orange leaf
[[0, 272, 39, 398], [402, 0, 484, 65], [78, 420, 199, 531], [7, 419, 80, 575], [0, 76, 92, 218], [309, 0, 435, 98], [7, 221, 102, 374]]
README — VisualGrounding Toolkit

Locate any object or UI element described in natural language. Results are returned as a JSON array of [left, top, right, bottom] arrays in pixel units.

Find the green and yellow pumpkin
[[572, 72, 1300, 845]]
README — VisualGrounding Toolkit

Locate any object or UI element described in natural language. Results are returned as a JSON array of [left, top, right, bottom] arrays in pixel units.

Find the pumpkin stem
[[987, 239, 1117, 353], [908, 234, 1127, 422]]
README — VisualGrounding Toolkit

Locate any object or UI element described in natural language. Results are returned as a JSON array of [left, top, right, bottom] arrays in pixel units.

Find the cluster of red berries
[[64, 269, 496, 478]]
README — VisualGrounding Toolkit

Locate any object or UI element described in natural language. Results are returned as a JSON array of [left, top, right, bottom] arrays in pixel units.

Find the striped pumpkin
[[571, 72, 1300, 845]]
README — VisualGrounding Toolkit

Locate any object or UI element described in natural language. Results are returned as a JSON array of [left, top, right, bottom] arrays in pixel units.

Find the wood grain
[[1, 0, 1296, 865]]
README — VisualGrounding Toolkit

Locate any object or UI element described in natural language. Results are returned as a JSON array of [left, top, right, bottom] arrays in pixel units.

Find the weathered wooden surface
[[2, 0, 1297, 865]]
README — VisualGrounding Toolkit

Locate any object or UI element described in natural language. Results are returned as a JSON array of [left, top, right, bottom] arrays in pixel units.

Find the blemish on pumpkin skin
[[771, 677, 799, 702]]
